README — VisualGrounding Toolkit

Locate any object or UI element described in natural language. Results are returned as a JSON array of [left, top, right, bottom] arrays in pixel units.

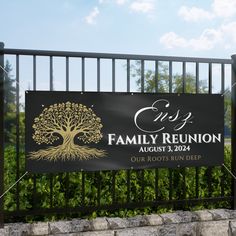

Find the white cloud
[[219, 21, 236, 49], [160, 21, 236, 51], [99, 0, 127, 5], [130, 0, 154, 14], [178, 6, 214, 22], [212, 0, 236, 18], [189, 28, 222, 50], [85, 7, 100, 25], [160, 27, 224, 51], [179, 0, 236, 22], [159, 32, 188, 49], [173, 1, 236, 51], [116, 0, 127, 5]]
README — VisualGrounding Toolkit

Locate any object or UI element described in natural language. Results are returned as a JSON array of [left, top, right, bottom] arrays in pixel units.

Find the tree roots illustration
[[29, 144, 106, 161]]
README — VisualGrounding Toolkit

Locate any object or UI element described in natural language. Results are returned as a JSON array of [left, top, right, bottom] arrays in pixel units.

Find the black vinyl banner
[[25, 91, 224, 173]]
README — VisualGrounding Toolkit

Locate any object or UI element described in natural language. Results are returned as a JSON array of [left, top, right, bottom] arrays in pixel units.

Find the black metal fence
[[0, 42, 236, 226]]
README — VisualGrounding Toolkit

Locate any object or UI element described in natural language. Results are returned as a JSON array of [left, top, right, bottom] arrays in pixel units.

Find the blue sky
[[2, 0, 236, 59], [0, 0, 235, 97]]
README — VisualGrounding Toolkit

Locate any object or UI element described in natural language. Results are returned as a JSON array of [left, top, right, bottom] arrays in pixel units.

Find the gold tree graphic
[[29, 101, 106, 161]]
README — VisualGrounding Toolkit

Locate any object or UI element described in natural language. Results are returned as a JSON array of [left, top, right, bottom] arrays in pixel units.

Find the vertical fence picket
[[82, 172, 85, 206], [49, 56, 54, 208], [209, 63, 212, 94], [231, 55, 236, 209], [169, 169, 173, 201], [221, 63, 225, 198], [155, 169, 159, 201], [66, 57, 69, 91], [155, 60, 158, 93], [141, 170, 144, 202], [97, 58, 101, 207], [141, 60, 144, 93], [182, 62, 187, 204], [195, 168, 199, 199], [221, 63, 225, 94], [16, 55, 20, 212], [49, 175, 53, 208], [127, 170, 131, 203], [50, 56, 53, 91], [182, 61, 186, 93], [32, 55, 37, 209], [65, 57, 70, 207], [33, 55, 36, 90], [82, 57, 85, 92], [207, 63, 213, 198], [182, 168, 186, 201], [0, 42, 4, 226], [112, 59, 115, 92], [127, 59, 130, 93], [112, 171, 116, 204], [97, 58, 100, 92], [127, 59, 131, 203], [33, 175, 37, 209], [195, 62, 200, 199], [97, 172, 101, 206], [196, 62, 199, 94], [111, 59, 116, 204], [169, 61, 172, 93]]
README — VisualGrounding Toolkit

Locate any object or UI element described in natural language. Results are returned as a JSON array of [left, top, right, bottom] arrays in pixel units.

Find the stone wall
[[1, 209, 236, 236]]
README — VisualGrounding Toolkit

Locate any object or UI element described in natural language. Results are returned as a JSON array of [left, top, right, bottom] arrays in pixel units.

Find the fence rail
[[0, 43, 236, 226], [2, 48, 233, 63]]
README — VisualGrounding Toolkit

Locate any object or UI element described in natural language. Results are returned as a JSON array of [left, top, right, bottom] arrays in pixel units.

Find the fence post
[[231, 54, 236, 209], [0, 42, 4, 227]]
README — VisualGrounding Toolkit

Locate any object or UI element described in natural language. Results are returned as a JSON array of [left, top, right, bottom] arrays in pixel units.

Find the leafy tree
[[224, 91, 231, 136], [4, 60, 16, 112], [30, 101, 106, 161], [4, 60, 16, 144], [132, 61, 207, 93]]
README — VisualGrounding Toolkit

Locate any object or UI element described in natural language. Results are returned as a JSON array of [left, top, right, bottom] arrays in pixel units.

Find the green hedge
[[3, 145, 232, 222]]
